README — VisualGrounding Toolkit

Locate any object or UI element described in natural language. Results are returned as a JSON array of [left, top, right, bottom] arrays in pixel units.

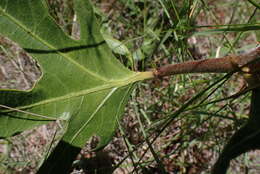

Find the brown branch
[[154, 46, 260, 77]]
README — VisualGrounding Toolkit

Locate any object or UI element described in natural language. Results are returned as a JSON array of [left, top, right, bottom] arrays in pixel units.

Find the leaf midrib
[[1, 72, 147, 114]]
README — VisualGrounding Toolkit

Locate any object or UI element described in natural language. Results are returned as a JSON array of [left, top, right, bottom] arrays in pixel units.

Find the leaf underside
[[0, 0, 137, 148]]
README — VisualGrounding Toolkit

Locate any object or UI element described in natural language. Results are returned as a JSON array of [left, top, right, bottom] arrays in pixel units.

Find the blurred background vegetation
[[0, 0, 259, 173]]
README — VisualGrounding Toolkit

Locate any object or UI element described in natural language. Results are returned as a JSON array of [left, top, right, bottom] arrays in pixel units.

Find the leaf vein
[[70, 87, 118, 143], [0, 6, 109, 81]]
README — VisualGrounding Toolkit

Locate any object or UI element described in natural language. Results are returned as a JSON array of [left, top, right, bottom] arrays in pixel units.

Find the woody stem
[[153, 46, 260, 77]]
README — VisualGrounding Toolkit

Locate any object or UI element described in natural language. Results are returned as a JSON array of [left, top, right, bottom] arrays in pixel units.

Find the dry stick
[[153, 46, 260, 77]]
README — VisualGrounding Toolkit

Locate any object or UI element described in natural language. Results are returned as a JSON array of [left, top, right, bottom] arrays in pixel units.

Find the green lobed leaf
[[0, 0, 152, 149]]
